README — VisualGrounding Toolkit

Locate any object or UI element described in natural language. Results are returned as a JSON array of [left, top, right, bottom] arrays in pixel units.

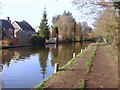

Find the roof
[[1, 19, 14, 30], [15, 20, 35, 31]]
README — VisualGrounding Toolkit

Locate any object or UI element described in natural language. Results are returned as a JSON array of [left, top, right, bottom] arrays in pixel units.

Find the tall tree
[[39, 8, 50, 40], [52, 11, 82, 41], [94, 8, 118, 47], [81, 22, 93, 40], [72, 0, 119, 47]]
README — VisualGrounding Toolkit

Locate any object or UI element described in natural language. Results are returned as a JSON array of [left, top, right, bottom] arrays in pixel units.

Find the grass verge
[[58, 58, 76, 71], [35, 73, 56, 90], [85, 45, 98, 73]]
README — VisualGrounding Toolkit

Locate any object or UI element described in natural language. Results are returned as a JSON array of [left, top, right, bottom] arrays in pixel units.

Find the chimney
[[6, 16, 11, 23]]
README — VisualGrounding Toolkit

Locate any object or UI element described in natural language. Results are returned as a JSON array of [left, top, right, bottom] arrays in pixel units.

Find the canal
[[1, 42, 91, 88]]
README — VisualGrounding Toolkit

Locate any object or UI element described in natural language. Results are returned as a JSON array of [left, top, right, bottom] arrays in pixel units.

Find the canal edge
[[34, 42, 98, 89]]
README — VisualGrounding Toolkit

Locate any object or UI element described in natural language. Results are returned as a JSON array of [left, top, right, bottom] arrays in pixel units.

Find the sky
[[0, 0, 95, 31]]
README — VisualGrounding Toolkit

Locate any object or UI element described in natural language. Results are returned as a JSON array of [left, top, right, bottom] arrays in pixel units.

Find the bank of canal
[[35, 42, 118, 89], [35, 43, 98, 89], [1, 42, 92, 88]]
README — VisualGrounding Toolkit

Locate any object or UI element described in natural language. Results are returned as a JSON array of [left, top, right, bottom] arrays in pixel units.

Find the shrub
[[31, 35, 45, 46]]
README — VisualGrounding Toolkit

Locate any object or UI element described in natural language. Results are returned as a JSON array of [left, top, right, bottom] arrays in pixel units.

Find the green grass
[[79, 79, 85, 88], [76, 51, 84, 58], [85, 45, 98, 73], [35, 73, 56, 90], [58, 58, 76, 71]]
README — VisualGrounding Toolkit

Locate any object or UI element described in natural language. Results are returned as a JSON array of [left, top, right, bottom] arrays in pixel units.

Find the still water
[[1, 42, 91, 88]]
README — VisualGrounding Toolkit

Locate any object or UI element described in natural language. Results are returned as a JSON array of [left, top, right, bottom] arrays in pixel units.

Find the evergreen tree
[[39, 8, 50, 40]]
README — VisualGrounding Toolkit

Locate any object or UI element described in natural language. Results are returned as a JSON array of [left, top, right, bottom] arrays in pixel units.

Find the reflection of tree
[[39, 48, 49, 79], [51, 42, 90, 67], [50, 44, 58, 58], [74, 42, 82, 54], [51, 44, 73, 67]]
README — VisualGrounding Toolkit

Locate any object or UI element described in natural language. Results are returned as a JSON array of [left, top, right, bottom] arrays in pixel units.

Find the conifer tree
[[39, 8, 50, 40]]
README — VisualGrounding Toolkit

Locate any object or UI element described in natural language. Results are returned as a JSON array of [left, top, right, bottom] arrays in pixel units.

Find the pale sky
[[0, 0, 95, 31]]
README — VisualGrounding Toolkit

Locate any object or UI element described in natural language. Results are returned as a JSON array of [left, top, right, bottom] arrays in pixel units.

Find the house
[[12, 20, 36, 45], [0, 17, 14, 39], [0, 17, 15, 46]]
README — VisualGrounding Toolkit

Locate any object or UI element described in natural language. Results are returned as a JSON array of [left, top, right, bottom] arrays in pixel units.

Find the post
[[81, 49, 82, 52], [54, 63, 59, 73], [73, 53, 76, 59]]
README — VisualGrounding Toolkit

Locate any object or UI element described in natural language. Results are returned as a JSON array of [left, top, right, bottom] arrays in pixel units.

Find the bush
[[31, 35, 45, 46]]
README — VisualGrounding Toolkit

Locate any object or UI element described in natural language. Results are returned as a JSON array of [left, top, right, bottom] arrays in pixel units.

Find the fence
[[0, 38, 19, 46]]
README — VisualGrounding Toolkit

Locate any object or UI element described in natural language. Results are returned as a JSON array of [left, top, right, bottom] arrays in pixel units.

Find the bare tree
[[72, 0, 120, 24], [52, 11, 82, 41]]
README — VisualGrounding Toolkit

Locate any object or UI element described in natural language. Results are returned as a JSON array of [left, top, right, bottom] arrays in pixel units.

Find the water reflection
[[38, 47, 49, 79], [50, 42, 87, 67], [2, 47, 32, 66], [1, 42, 92, 88]]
